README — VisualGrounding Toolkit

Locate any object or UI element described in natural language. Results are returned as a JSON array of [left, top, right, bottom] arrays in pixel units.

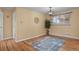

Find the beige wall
[[0, 8, 12, 39], [50, 8, 79, 37], [15, 8, 46, 41], [3, 10, 12, 39], [1, 7, 79, 40]]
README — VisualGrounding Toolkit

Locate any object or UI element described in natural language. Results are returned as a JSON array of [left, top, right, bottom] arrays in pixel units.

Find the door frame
[[12, 12, 16, 40], [0, 12, 3, 40]]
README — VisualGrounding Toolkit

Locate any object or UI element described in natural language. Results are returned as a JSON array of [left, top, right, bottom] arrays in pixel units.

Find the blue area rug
[[32, 36, 64, 51]]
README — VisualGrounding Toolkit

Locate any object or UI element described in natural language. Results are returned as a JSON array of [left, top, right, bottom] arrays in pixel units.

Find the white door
[[0, 12, 3, 40], [12, 12, 16, 39]]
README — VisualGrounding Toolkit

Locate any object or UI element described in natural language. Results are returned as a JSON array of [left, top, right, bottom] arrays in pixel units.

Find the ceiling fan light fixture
[[48, 11, 53, 15], [48, 7, 53, 16]]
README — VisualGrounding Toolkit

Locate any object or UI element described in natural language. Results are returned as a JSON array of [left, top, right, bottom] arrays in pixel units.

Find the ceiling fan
[[48, 7, 54, 16]]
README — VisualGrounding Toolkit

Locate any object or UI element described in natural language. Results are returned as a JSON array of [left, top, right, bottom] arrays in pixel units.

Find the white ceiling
[[26, 7, 77, 14], [3, 7, 78, 14], [3, 7, 14, 10]]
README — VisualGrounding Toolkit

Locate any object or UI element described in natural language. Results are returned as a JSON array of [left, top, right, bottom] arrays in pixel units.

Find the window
[[51, 13, 71, 25], [52, 16, 60, 24]]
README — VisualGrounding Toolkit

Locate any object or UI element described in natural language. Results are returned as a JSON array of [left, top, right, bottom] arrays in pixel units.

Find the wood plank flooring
[[0, 39, 20, 51], [0, 36, 79, 51]]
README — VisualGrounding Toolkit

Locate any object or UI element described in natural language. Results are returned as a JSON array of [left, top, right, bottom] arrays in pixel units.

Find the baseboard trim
[[0, 37, 13, 41], [50, 34, 79, 39], [4, 37, 13, 40], [15, 34, 46, 42]]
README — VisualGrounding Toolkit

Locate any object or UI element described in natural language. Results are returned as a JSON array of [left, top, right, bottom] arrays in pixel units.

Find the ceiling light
[[48, 7, 53, 16]]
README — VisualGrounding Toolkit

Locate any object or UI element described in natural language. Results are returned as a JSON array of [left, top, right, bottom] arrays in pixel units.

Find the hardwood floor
[[0, 36, 79, 51], [0, 39, 20, 51], [60, 39, 79, 51], [17, 41, 36, 51]]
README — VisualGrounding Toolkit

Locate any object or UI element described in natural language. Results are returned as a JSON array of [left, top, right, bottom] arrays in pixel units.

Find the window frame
[[51, 12, 71, 26]]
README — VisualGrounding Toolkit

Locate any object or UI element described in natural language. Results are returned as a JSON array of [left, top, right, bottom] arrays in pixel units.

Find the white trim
[[12, 12, 16, 40], [0, 12, 4, 40], [15, 34, 45, 42], [51, 33, 79, 39]]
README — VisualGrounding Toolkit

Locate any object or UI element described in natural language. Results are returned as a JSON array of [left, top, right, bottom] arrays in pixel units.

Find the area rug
[[32, 36, 64, 51]]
